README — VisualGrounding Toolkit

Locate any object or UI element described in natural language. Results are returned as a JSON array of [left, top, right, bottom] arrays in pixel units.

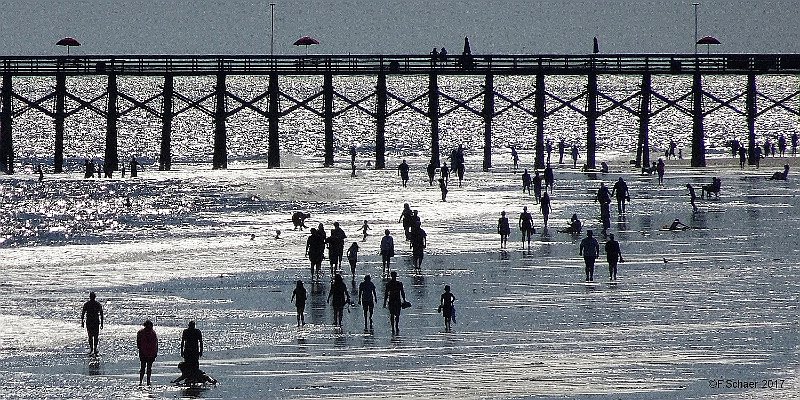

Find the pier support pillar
[[746, 73, 757, 165], [213, 74, 227, 169], [54, 73, 65, 173], [483, 74, 494, 171], [691, 72, 706, 167], [534, 73, 546, 170], [586, 72, 598, 169], [429, 73, 441, 167], [636, 73, 652, 169], [105, 74, 119, 171], [159, 75, 173, 171], [375, 73, 387, 169], [1, 74, 13, 173], [268, 73, 280, 168], [323, 74, 334, 167]]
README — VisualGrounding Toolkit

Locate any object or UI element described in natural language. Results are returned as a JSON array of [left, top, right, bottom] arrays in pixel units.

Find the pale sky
[[1, 0, 798, 56]]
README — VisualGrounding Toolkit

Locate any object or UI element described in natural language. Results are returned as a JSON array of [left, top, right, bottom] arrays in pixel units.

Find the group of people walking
[[82, 156, 141, 179]]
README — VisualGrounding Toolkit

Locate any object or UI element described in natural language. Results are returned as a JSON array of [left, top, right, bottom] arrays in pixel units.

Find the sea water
[[0, 75, 797, 399]]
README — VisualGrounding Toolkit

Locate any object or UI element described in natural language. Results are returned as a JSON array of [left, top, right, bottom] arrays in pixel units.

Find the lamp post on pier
[[692, 3, 700, 54]]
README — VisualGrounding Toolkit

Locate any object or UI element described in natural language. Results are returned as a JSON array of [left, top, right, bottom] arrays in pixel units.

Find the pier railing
[[2, 54, 800, 76]]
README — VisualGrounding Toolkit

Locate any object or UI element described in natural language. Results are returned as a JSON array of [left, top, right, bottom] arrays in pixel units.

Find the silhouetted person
[[498, 211, 511, 249], [426, 161, 436, 186], [546, 140, 553, 164], [410, 223, 427, 274], [171, 361, 217, 385], [306, 228, 325, 280], [137, 320, 158, 385], [604, 233, 623, 281], [544, 164, 554, 192], [769, 164, 790, 180], [532, 170, 543, 202], [579, 230, 600, 282], [36, 165, 43, 182], [291, 280, 307, 326], [440, 162, 450, 184], [656, 158, 665, 184], [347, 242, 360, 277], [571, 145, 579, 168], [701, 177, 721, 199], [561, 213, 581, 234], [327, 274, 350, 327], [596, 182, 612, 230], [540, 192, 552, 227], [130, 156, 141, 178], [438, 177, 448, 202], [81, 291, 104, 355], [328, 222, 347, 274], [521, 169, 532, 195], [361, 220, 371, 241], [383, 271, 406, 335], [510, 146, 519, 171], [439, 47, 447, 61], [792, 133, 798, 156], [398, 159, 410, 187], [84, 159, 94, 179], [778, 134, 787, 157], [292, 212, 310, 230], [611, 177, 630, 214], [558, 138, 566, 164], [399, 203, 413, 240], [380, 229, 395, 277], [687, 184, 698, 213], [439, 285, 456, 332], [181, 321, 203, 369], [518, 206, 534, 250], [358, 275, 377, 330], [738, 146, 747, 168]]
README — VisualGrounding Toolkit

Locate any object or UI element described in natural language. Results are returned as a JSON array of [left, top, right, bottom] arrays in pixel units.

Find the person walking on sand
[[327, 274, 351, 327], [656, 158, 665, 185], [180, 321, 203, 369], [426, 161, 436, 186], [544, 164, 555, 192], [383, 271, 407, 335], [137, 320, 158, 385], [438, 177, 448, 202], [380, 229, 395, 277], [81, 292, 104, 355], [604, 233, 624, 281], [398, 159, 410, 187], [291, 280, 307, 326], [540, 192, 552, 228], [409, 222, 427, 274], [358, 275, 377, 330], [571, 145, 580, 168], [510, 146, 519, 171], [440, 162, 450, 185], [686, 184, 698, 213], [439, 285, 456, 332], [361, 220, 371, 241], [611, 177, 630, 214], [521, 168, 532, 195], [532, 170, 543, 203], [579, 230, 600, 282], [306, 228, 325, 281], [498, 211, 511, 249], [347, 242, 360, 277], [518, 206, 534, 250]]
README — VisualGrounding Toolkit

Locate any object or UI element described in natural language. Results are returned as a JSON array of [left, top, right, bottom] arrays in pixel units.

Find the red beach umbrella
[[696, 36, 721, 54], [293, 36, 319, 55], [56, 37, 81, 54]]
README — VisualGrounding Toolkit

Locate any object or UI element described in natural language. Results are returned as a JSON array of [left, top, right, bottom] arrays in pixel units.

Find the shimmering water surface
[[0, 75, 798, 399]]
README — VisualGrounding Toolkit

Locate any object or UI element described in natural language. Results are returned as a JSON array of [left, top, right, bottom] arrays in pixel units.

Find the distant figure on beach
[[400, 203, 413, 240], [656, 158, 665, 184], [686, 184, 698, 213], [579, 230, 600, 282], [546, 140, 553, 164], [291, 280, 307, 326], [532, 170, 543, 203], [510, 146, 519, 171], [130, 156, 141, 178], [668, 140, 677, 159], [438, 178, 448, 202], [358, 275, 377, 330], [426, 161, 436, 186], [410, 222, 427, 274], [36, 165, 43, 182], [180, 321, 203, 369], [738, 146, 747, 169], [306, 228, 325, 280], [121, 164, 125, 177], [521, 169, 532, 195], [398, 159, 410, 187], [497, 211, 511, 249], [439, 285, 456, 332], [383, 271, 407, 335], [361, 220, 370, 241], [440, 162, 450, 184], [350, 146, 357, 177], [611, 177, 630, 214], [729, 139, 740, 158], [571, 145, 580, 168], [604, 234, 623, 281], [544, 164, 554, 192], [347, 242, 360, 277], [539, 192, 552, 228], [292, 212, 310, 230], [327, 274, 351, 327], [754, 146, 763, 168], [596, 182, 612, 232], [518, 206, 535, 250], [769, 164, 790, 180], [558, 138, 566, 164], [81, 292, 104, 355], [380, 229, 395, 277], [171, 361, 217, 385], [668, 218, 690, 231], [84, 159, 94, 179], [600, 161, 609, 173], [792, 133, 798, 156], [560, 213, 582, 234], [778, 134, 787, 157], [137, 320, 158, 385], [701, 177, 721, 199], [326, 222, 347, 275]]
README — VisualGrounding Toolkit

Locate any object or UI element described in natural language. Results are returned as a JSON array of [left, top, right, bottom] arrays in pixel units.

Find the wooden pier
[[1, 53, 800, 173]]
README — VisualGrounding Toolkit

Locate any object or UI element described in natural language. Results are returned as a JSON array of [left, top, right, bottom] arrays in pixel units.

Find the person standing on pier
[[497, 211, 511, 249], [604, 234, 623, 281], [398, 159, 410, 187], [579, 230, 600, 282], [521, 169, 532, 195], [611, 177, 630, 214], [383, 271, 407, 335], [80, 292, 104, 355]]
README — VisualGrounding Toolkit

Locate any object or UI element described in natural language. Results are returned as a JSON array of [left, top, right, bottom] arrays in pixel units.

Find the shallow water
[[0, 151, 797, 399]]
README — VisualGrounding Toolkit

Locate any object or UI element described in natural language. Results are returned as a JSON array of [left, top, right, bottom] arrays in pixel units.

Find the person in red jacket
[[137, 320, 158, 385]]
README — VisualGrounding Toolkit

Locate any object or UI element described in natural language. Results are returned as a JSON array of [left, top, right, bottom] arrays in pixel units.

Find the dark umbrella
[[56, 37, 81, 55], [696, 36, 721, 54], [593, 37, 599, 54], [293, 36, 320, 55]]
